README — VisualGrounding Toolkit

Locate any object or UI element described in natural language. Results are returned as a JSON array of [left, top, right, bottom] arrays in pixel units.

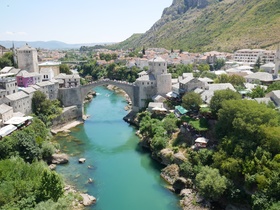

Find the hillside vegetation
[[113, 0, 280, 52]]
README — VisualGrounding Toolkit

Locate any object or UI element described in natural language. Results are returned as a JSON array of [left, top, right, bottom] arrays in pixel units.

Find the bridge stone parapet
[[57, 79, 140, 118]]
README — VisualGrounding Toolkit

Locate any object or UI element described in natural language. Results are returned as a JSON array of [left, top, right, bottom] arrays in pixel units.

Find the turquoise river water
[[54, 86, 181, 210]]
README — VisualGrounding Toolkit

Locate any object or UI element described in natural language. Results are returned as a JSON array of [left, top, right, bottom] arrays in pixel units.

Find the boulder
[[51, 153, 69, 164], [173, 152, 187, 165], [49, 164, 57, 170], [160, 164, 180, 185], [159, 148, 174, 165], [80, 193, 96, 206], [79, 158, 86, 163], [173, 177, 193, 193]]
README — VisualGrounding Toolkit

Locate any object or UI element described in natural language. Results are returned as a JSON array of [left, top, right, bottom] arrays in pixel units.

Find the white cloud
[[5, 31, 15, 35]]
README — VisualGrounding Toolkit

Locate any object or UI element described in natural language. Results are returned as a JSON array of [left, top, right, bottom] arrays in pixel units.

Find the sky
[[0, 0, 172, 44]]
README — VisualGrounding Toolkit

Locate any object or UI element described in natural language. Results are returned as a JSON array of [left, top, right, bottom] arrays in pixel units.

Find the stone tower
[[148, 57, 172, 95], [17, 43, 39, 73], [275, 43, 280, 77]]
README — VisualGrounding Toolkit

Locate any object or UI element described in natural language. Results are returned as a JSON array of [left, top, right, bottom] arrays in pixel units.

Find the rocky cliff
[[112, 0, 280, 52]]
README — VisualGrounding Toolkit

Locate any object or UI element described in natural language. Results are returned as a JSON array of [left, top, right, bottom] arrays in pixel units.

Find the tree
[[210, 89, 242, 117], [59, 64, 72, 75], [162, 113, 178, 136], [37, 169, 63, 202], [214, 58, 225, 70], [182, 92, 202, 111], [214, 74, 245, 87], [0, 57, 12, 69], [195, 166, 228, 200], [266, 81, 280, 93], [249, 85, 265, 99]]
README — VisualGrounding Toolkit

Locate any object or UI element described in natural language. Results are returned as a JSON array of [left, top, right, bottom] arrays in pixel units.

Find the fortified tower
[[148, 57, 172, 95], [17, 44, 39, 73], [135, 56, 172, 108]]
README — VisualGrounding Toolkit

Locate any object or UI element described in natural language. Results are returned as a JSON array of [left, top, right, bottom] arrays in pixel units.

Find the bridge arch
[[57, 79, 140, 119], [81, 79, 140, 112]]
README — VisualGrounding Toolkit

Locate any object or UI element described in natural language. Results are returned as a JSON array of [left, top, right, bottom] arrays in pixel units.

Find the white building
[[40, 67, 54, 81], [234, 49, 275, 65], [0, 77, 18, 99], [39, 61, 61, 76], [17, 44, 39, 73]]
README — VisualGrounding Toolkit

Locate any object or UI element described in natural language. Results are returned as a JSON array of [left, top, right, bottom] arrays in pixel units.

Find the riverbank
[[51, 120, 84, 134]]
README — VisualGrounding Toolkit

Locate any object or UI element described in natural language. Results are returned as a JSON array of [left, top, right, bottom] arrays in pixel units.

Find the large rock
[[51, 153, 69, 164], [173, 152, 187, 165], [173, 177, 193, 193], [159, 148, 174, 165], [160, 164, 179, 185], [80, 193, 96, 206], [79, 158, 86, 163]]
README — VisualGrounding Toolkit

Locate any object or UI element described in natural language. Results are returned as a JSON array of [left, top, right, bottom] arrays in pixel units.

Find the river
[[54, 86, 181, 210]]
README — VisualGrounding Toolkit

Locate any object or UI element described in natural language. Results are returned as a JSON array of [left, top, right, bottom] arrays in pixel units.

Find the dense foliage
[[0, 52, 15, 68], [0, 157, 68, 209], [182, 92, 202, 111], [32, 91, 62, 127]]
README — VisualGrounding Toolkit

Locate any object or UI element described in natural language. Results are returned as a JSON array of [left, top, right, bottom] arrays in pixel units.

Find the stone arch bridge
[[57, 79, 140, 117]]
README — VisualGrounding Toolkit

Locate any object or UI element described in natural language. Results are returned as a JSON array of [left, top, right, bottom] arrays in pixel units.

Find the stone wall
[[52, 105, 81, 127]]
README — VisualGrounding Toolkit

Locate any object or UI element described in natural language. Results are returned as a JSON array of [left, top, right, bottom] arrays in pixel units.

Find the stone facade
[[0, 104, 13, 127], [136, 57, 172, 108], [55, 73, 80, 88], [3, 91, 31, 115], [36, 80, 59, 100], [17, 44, 39, 73], [0, 77, 18, 99], [51, 105, 81, 127]]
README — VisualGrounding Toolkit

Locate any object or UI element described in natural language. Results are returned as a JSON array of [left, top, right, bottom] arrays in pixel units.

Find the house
[[16, 70, 42, 87], [3, 91, 31, 115], [267, 90, 280, 107], [201, 83, 236, 104], [40, 67, 54, 81], [147, 102, 167, 112], [260, 62, 275, 74], [0, 104, 13, 127], [39, 61, 61, 76], [179, 78, 206, 95], [54, 73, 80, 88], [36, 80, 59, 100], [244, 72, 279, 85], [0, 77, 18, 99]]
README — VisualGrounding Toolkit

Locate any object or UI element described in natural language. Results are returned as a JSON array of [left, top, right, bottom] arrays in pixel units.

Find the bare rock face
[[49, 164, 57, 170], [80, 193, 96, 206], [159, 148, 174, 165], [173, 152, 187, 165], [51, 153, 69, 164], [173, 177, 193, 193], [160, 164, 180, 185]]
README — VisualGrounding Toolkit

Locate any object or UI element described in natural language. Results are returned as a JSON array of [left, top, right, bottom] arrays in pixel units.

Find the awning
[[195, 137, 209, 144], [175, 105, 188, 115], [4, 116, 33, 126], [0, 124, 17, 137]]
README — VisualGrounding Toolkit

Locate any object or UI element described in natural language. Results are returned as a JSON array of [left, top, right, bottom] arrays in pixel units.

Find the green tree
[[210, 89, 241, 118], [195, 166, 228, 200], [182, 92, 202, 111], [249, 85, 266, 99], [266, 81, 280, 93], [37, 169, 63, 202], [214, 58, 225, 70], [59, 64, 72, 75], [0, 57, 12, 69], [162, 113, 178, 136]]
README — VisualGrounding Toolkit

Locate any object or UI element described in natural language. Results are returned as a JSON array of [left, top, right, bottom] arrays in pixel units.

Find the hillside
[[113, 0, 280, 52]]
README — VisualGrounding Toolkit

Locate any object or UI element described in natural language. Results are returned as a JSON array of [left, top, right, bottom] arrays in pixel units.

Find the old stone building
[[135, 57, 172, 108], [3, 91, 31, 115], [17, 44, 39, 73]]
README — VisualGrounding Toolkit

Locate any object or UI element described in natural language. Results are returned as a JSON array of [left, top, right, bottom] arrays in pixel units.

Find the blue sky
[[0, 0, 172, 44]]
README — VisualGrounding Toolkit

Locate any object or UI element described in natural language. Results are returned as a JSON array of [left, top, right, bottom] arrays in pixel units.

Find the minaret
[[274, 43, 280, 77], [12, 42, 18, 67]]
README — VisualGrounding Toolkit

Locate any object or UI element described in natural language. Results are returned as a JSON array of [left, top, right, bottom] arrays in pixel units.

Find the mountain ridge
[[112, 0, 280, 52]]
